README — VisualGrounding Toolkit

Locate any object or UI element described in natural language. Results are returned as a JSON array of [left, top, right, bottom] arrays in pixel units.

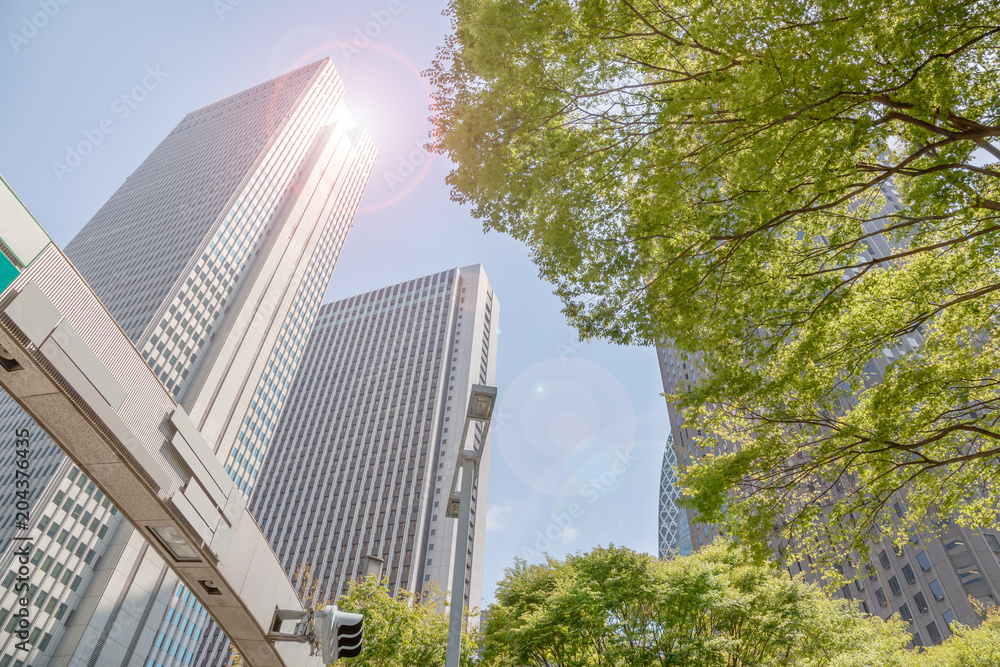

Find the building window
[[879, 550, 891, 569], [914, 591, 929, 614], [916, 551, 932, 572], [875, 588, 888, 608], [943, 538, 967, 555], [902, 564, 916, 585], [929, 579, 945, 602], [956, 564, 983, 587], [899, 603, 913, 623], [984, 534, 1000, 552], [942, 609, 957, 631], [889, 576, 901, 597], [926, 621, 942, 645]]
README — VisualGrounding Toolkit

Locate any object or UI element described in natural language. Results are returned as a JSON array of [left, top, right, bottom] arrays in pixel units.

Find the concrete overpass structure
[[0, 180, 323, 666]]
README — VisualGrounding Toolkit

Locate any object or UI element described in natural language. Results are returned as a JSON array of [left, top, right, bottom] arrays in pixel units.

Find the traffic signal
[[315, 605, 364, 664]]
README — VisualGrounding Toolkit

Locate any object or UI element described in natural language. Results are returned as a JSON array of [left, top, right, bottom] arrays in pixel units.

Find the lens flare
[[495, 357, 636, 498]]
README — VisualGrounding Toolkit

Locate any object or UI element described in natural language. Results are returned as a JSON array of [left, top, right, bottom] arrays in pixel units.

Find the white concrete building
[[198, 265, 500, 665]]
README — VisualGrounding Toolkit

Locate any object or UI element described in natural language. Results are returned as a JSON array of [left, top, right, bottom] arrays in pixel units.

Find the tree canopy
[[429, 0, 1000, 566], [481, 542, 913, 667], [908, 604, 1000, 667]]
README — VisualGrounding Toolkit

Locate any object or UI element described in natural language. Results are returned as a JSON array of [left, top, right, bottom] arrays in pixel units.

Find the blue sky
[[0, 0, 670, 603]]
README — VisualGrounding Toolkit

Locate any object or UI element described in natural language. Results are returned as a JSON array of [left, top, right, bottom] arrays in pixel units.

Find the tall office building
[[657, 436, 692, 560], [658, 280, 1000, 644], [199, 265, 499, 666], [657, 352, 718, 553], [0, 58, 376, 667]]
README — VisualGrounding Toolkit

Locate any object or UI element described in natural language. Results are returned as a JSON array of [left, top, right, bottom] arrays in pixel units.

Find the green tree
[[482, 542, 910, 667], [225, 566, 477, 667], [332, 576, 479, 667], [429, 0, 1000, 567], [902, 604, 1000, 667]]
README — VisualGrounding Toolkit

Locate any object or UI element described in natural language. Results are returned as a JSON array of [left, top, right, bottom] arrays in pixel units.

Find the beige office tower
[[0, 58, 376, 667], [658, 188, 1000, 645], [198, 265, 499, 666]]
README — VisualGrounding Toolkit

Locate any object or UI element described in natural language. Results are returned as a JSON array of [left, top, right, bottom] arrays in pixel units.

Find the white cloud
[[560, 526, 579, 544], [486, 502, 515, 532]]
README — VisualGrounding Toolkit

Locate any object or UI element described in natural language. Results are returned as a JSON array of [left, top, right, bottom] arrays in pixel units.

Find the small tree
[[332, 576, 479, 667], [901, 603, 1000, 667], [225, 566, 476, 666]]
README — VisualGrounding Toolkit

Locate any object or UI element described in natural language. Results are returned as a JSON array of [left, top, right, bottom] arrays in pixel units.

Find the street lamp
[[444, 384, 497, 667], [362, 554, 384, 580]]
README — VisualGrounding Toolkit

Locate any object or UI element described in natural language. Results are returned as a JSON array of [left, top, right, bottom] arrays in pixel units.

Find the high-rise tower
[[657, 435, 692, 560], [199, 265, 499, 665], [0, 58, 376, 667]]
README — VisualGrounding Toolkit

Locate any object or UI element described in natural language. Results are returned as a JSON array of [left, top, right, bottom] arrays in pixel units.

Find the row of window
[[152, 88, 374, 666]]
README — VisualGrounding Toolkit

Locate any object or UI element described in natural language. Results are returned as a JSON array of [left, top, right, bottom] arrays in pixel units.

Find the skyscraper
[[0, 58, 376, 667], [656, 351, 718, 552], [657, 436, 692, 560], [199, 265, 499, 666], [658, 332, 1000, 644]]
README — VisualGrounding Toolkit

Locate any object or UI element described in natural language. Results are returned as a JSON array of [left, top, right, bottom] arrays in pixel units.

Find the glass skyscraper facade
[[199, 265, 500, 666], [657, 436, 691, 560], [0, 58, 375, 667]]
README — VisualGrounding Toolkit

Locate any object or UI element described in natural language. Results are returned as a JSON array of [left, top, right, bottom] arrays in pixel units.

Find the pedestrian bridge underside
[[0, 177, 318, 667]]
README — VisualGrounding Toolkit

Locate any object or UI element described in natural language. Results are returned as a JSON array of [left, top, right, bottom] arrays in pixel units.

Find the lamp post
[[444, 384, 497, 667], [362, 554, 384, 581]]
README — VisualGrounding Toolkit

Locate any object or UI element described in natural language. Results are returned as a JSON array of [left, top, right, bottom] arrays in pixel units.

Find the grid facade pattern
[[197, 265, 499, 666], [144, 70, 375, 667], [658, 436, 691, 560], [222, 128, 372, 495], [0, 464, 118, 662], [0, 59, 375, 667], [656, 349, 719, 551], [61, 65, 320, 345], [655, 184, 1000, 644], [136, 64, 347, 397]]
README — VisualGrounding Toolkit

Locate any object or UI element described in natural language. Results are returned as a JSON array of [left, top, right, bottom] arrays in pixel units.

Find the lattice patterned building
[[658, 435, 692, 560]]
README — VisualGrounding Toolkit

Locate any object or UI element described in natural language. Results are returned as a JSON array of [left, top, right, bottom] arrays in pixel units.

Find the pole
[[445, 454, 476, 667]]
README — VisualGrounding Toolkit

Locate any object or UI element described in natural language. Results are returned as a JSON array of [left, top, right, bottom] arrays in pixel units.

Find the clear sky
[[0, 0, 671, 603]]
